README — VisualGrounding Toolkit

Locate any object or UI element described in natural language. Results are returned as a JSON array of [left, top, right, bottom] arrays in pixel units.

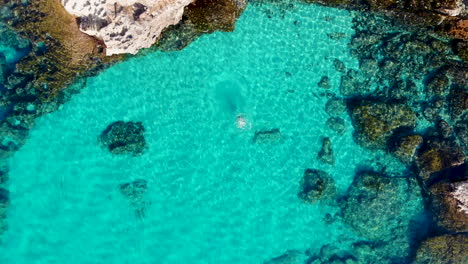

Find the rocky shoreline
[[0, 0, 467, 262]]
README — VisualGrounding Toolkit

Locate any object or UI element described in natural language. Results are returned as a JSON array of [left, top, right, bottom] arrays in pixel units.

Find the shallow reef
[[0, 0, 466, 262]]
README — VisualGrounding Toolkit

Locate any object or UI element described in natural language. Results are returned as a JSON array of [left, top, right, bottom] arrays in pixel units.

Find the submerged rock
[[317, 76, 331, 89], [427, 73, 450, 97], [415, 233, 468, 264], [341, 171, 424, 242], [253, 129, 282, 144], [298, 169, 335, 203], [333, 58, 346, 73], [263, 250, 307, 264], [349, 101, 417, 149], [119, 179, 149, 218], [454, 112, 468, 152], [339, 69, 371, 97], [0, 168, 8, 186], [325, 98, 346, 117], [0, 188, 9, 233], [100, 121, 146, 156], [317, 137, 334, 165], [307, 244, 357, 264], [326, 117, 346, 135]]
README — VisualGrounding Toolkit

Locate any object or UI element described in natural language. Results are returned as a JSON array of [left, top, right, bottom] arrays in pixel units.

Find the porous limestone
[[61, 0, 196, 55]]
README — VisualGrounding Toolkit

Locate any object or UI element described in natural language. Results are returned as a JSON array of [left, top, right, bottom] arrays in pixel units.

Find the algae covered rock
[[447, 85, 468, 121], [307, 244, 357, 264], [325, 98, 346, 117], [339, 69, 371, 97], [253, 128, 282, 144], [317, 137, 334, 165], [318, 76, 331, 89], [349, 101, 417, 149], [416, 138, 465, 180], [392, 134, 423, 164], [426, 73, 450, 97], [263, 250, 307, 264], [298, 169, 335, 203], [341, 171, 424, 241], [100, 121, 146, 156], [333, 58, 346, 73], [185, 0, 247, 33], [326, 117, 346, 134], [454, 112, 468, 152], [415, 233, 468, 264], [0, 187, 9, 234]]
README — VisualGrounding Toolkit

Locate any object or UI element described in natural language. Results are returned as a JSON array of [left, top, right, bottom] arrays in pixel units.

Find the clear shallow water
[[2, 3, 407, 264]]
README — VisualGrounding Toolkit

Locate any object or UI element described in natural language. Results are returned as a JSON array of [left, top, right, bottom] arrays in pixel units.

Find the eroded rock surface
[[429, 179, 468, 232], [61, 0, 196, 55]]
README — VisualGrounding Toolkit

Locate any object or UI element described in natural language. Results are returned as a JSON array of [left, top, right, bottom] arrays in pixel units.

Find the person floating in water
[[236, 114, 251, 130]]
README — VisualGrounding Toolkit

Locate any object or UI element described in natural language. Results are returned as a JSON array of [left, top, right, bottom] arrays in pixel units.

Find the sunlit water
[[1, 3, 408, 263]]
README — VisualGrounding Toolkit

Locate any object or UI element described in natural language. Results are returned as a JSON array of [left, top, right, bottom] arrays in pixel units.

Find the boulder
[[100, 121, 146, 156], [298, 169, 336, 203], [318, 76, 331, 89], [429, 179, 468, 232], [317, 137, 334, 165], [326, 117, 346, 135], [416, 138, 465, 181], [349, 101, 417, 149], [415, 233, 468, 264], [333, 58, 346, 73], [325, 98, 346, 117]]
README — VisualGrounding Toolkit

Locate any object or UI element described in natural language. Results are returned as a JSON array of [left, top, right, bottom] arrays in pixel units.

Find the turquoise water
[[1, 4, 408, 263]]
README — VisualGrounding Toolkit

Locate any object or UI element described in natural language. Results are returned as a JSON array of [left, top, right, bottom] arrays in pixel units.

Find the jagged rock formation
[[61, 0, 196, 55]]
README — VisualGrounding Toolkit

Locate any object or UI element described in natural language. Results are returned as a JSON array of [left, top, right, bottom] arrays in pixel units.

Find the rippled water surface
[[1, 3, 409, 263]]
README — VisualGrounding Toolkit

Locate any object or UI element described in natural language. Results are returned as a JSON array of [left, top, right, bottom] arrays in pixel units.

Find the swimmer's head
[[236, 114, 247, 129]]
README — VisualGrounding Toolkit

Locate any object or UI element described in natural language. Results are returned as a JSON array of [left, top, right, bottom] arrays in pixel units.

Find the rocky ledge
[[61, 0, 196, 55]]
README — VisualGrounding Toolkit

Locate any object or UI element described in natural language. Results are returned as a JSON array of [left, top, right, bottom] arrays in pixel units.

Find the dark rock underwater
[[0, 0, 467, 263]]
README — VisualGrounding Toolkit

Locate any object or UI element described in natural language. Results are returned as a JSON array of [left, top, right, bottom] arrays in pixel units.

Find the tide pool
[[1, 3, 407, 264]]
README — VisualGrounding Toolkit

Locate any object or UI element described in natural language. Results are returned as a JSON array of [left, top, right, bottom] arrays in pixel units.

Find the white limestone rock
[[61, 0, 195, 55], [452, 181, 468, 215]]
